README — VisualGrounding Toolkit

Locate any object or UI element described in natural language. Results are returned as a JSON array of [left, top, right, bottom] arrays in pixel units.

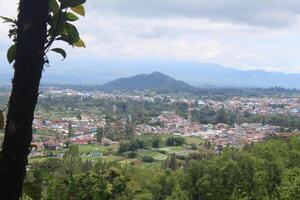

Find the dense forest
[[23, 136, 300, 200]]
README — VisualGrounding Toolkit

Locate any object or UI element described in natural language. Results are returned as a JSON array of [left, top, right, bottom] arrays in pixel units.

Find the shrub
[[142, 156, 154, 163], [166, 137, 186, 146]]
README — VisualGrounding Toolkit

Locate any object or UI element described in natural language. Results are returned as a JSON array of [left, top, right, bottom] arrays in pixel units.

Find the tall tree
[[96, 127, 104, 142], [125, 117, 133, 137], [0, 0, 48, 198], [68, 121, 73, 138], [0, 0, 86, 198], [169, 154, 178, 170]]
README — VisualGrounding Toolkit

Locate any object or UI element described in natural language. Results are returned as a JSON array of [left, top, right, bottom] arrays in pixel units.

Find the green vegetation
[[166, 137, 186, 146], [192, 105, 300, 130], [142, 155, 154, 163], [26, 134, 200, 166], [118, 138, 145, 153], [101, 72, 193, 91], [23, 136, 300, 199]]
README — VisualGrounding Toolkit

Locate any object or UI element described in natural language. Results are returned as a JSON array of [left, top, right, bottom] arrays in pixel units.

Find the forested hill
[[100, 71, 194, 91]]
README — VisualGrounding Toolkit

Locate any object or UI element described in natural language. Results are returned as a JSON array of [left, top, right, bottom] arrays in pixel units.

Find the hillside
[[100, 71, 193, 91]]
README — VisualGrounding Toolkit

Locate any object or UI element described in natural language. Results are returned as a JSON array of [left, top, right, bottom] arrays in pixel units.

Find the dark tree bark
[[0, 0, 48, 199]]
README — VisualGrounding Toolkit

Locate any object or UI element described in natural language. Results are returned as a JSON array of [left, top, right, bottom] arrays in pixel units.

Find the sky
[[1, 0, 300, 73]]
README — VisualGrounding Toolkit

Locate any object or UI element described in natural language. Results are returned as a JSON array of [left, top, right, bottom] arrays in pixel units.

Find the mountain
[[2, 58, 300, 88], [100, 71, 193, 91]]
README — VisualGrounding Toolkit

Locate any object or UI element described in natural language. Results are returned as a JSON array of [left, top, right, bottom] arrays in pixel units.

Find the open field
[[28, 135, 203, 167]]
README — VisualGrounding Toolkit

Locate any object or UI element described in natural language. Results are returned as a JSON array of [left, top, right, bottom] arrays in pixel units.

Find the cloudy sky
[[1, 0, 300, 73]]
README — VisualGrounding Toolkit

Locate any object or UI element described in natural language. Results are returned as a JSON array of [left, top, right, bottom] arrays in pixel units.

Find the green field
[[29, 135, 203, 167]]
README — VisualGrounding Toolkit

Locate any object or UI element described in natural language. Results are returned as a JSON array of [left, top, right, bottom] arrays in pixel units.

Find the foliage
[[1, 0, 87, 64], [24, 136, 300, 199], [166, 137, 186, 146], [142, 156, 154, 163], [66, 168, 128, 200], [275, 168, 300, 200], [43, 168, 129, 200], [192, 106, 238, 125], [192, 105, 300, 130], [175, 102, 189, 119], [96, 127, 104, 142], [63, 145, 82, 177], [152, 137, 161, 148], [118, 139, 145, 153]]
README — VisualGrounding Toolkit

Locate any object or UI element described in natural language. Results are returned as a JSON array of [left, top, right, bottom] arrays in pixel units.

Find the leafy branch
[[1, 0, 86, 63]]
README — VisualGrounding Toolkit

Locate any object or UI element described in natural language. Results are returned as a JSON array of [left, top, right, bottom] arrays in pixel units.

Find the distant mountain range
[[101, 71, 193, 91], [2, 59, 300, 88]]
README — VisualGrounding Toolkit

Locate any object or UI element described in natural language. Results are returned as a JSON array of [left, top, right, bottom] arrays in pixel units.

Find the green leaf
[[7, 44, 16, 64], [57, 34, 73, 45], [49, 0, 59, 14], [58, 22, 68, 35], [65, 12, 79, 21], [0, 16, 16, 24], [70, 4, 85, 16], [65, 22, 80, 44], [59, 0, 86, 9], [50, 48, 67, 60], [74, 38, 86, 48]]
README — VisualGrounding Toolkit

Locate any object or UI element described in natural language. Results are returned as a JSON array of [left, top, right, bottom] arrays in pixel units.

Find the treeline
[[23, 136, 300, 199], [40, 84, 300, 99], [192, 87, 300, 100], [191, 106, 239, 125], [192, 106, 300, 130], [245, 114, 300, 131], [118, 136, 186, 153]]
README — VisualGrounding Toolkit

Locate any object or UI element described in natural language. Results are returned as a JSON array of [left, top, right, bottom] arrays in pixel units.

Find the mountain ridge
[[2, 59, 300, 88], [100, 71, 193, 91]]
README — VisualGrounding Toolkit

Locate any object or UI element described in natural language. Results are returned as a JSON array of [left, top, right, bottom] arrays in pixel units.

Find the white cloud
[[92, 0, 300, 28], [68, 10, 300, 72], [2, 0, 300, 73]]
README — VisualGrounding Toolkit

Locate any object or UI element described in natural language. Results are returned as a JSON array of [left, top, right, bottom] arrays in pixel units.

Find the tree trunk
[[0, 0, 48, 199]]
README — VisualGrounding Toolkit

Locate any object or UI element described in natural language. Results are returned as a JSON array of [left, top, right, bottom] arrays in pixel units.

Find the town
[[0, 86, 296, 162]]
